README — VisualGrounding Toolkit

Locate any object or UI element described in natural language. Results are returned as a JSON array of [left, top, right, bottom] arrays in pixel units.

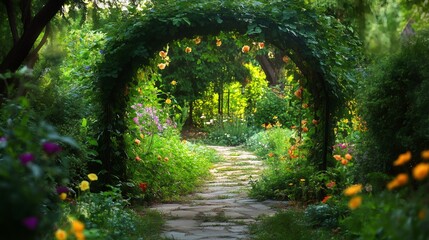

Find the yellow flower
[[87, 173, 98, 181], [71, 219, 85, 233], [171, 80, 177, 85], [165, 98, 172, 104], [55, 229, 67, 240], [413, 163, 429, 181], [300, 178, 306, 182], [79, 180, 90, 191], [216, 39, 222, 47], [343, 184, 362, 196], [345, 153, 353, 161], [59, 193, 67, 200], [266, 123, 272, 129], [159, 51, 167, 58], [157, 63, 166, 70], [185, 47, 192, 53], [387, 173, 408, 190], [393, 151, 412, 166], [194, 36, 201, 44], [140, 133, 144, 139], [421, 150, 429, 160], [273, 116, 278, 119], [348, 196, 362, 210], [134, 139, 141, 145]]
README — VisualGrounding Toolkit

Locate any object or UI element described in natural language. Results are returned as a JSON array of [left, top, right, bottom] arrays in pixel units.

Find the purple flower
[[42, 142, 62, 154], [0, 136, 6, 142], [19, 153, 35, 165], [133, 117, 139, 124], [56, 186, 69, 194], [22, 216, 38, 230]]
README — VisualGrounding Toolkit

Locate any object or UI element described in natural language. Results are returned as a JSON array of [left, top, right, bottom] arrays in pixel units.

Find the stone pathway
[[150, 146, 288, 240]]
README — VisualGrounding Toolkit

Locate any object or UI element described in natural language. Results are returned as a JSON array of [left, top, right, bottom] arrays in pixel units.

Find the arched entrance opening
[[95, 0, 360, 184]]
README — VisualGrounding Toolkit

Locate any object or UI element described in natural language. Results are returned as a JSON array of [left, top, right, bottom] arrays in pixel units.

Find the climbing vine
[[95, 0, 361, 184]]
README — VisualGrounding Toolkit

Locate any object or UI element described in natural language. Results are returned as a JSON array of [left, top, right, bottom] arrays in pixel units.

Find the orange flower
[[312, 119, 319, 125], [421, 150, 429, 160], [419, 209, 426, 220], [413, 163, 429, 181], [75, 231, 85, 240], [185, 47, 192, 53], [157, 63, 166, 70], [216, 39, 222, 47], [322, 195, 331, 203], [348, 196, 362, 210], [294, 88, 302, 99], [242, 45, 250, 53], [343, 184, 362, 196], [194, 36, 201, 44], [258, 42, 265, 49], [301, 120, 308, 126], [159, 51, 167, 58], [341, 158, 348, 165], [164, 157, 169, 162], [302, 103, 309, 109], [345, 153, 353, 161], [387, 173, 408, 190], [71, 219, 85, 233], [302, 127, 309, 132], [393, 151, 412, 166], [55, 229, 67, 240], [291, 125, 296, 129], [282, 56, 289, 63], [333, 155, 342, 161], [268, 152, 274, 158], [134, 139, 141, 145], [135, 156, 141, 161]]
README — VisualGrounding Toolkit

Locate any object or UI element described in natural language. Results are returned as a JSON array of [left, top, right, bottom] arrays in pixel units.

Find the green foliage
[[0, 98, 75, 239], [205, 116, 256, 146], [253, 89, 289, 127], [356, 32, 429, 177], [250, 210, 334, 240], [59, 187, 164, 240], [304, 204, 346, 229]]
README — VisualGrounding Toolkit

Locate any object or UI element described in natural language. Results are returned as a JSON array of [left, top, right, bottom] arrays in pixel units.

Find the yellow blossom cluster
[[79, 173, 98, 192]]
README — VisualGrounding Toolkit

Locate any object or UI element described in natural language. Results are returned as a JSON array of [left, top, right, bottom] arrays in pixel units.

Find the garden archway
[[95, 0, 360, 183]]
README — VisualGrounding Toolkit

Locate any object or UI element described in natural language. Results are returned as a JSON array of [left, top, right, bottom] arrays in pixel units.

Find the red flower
[[139, 182, 148, 192], [326, 181, 336, 189], [322, 195, 332, 203]]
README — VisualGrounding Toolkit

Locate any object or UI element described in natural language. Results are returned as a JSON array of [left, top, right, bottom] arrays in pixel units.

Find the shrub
[[205, 116, 256, 146], [356, 31, 429, 177], [0, 98, 76, 239]]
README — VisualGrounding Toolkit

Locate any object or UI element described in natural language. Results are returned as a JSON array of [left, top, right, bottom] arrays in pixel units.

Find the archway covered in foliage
[[95, 0, 360, 183]]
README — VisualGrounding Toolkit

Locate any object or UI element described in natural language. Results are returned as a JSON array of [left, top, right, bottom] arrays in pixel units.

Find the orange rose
[[242, 45, 250, 53]]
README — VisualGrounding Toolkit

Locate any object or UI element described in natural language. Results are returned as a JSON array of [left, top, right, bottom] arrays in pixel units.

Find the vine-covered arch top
[[95, 0, 360, 183]]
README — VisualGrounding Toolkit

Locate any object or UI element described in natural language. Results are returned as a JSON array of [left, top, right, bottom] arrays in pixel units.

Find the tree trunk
[[0, 0, 65, 98]]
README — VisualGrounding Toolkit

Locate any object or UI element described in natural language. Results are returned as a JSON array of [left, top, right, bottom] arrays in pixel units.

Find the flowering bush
[[0, 99, 76, 239]]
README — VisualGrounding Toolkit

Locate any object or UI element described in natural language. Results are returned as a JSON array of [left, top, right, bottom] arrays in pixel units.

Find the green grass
[[128, 208, 166, 240], [250, 209, 337, 240]]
